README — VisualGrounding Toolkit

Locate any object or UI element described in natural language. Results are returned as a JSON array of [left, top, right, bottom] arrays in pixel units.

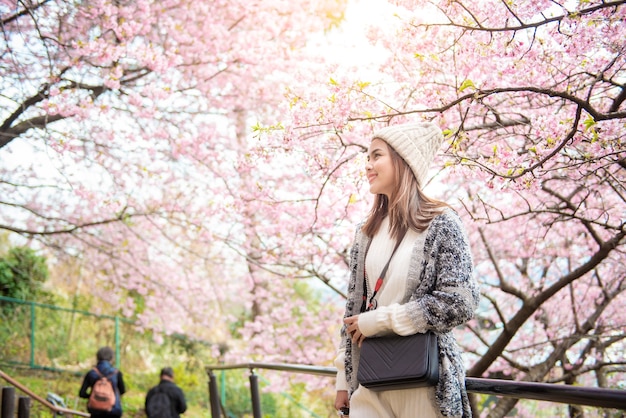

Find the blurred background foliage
[[0, 239, 335, 417]]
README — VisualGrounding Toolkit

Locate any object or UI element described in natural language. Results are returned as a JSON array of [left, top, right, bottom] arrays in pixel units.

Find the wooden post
[[18, 396, 30, 418], [1, 387, 16, 418]]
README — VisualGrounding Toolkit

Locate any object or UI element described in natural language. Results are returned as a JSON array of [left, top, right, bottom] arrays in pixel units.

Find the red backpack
[[88, 368, 117, 411]]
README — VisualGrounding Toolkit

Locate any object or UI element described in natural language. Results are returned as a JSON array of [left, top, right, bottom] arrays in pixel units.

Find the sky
[[316, 0, 400, 69]]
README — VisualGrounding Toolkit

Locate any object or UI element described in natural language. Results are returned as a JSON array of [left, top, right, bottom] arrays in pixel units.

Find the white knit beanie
[[372, 122, 444, 187]]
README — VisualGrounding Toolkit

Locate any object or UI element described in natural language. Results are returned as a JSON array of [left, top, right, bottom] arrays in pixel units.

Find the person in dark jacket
[[79, 346, 126, 417], [145, 367, 187, 418]]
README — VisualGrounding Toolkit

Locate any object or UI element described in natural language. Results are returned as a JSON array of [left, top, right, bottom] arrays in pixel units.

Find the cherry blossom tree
[[0, 0, 346, 359], [2, 0, 625, 415]]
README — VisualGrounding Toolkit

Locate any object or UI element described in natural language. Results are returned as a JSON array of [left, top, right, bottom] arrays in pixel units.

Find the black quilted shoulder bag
[[356, 232, 439, 391]]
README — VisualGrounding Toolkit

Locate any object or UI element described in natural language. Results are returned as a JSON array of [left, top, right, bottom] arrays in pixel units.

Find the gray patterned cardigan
[[341, 209, 479, 417]]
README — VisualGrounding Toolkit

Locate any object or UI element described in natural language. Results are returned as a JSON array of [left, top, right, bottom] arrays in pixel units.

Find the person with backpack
[[79, 346, 126, 417], [145, 367, 187, 418]]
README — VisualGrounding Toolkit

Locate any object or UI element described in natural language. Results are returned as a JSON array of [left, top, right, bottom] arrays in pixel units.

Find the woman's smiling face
[[366, 138, 396, 197]]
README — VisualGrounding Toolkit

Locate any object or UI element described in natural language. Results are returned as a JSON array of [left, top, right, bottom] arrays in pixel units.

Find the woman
[[334, 122, 479, 417]]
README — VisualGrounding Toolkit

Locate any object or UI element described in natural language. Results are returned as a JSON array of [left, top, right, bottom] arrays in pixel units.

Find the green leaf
[[459, 79, 476, 92], [583, 116, 596, 132]]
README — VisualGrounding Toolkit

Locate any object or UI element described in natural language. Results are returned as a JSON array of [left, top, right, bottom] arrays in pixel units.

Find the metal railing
[[206, 362, 626, 418], [0, 369, 89, 417], [0, 295, 129, 373]]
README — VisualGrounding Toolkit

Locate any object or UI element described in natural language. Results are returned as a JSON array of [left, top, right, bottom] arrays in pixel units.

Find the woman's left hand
[[344, 315, 366, 346]]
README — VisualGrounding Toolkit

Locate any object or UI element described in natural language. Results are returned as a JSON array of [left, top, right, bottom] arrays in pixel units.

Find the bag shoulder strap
[[92, 367, 117, 379], [361, 228, 407, 312]]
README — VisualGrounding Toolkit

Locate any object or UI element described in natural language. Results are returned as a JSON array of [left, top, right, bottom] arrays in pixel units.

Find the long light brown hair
[[362, 141, 448, 240]]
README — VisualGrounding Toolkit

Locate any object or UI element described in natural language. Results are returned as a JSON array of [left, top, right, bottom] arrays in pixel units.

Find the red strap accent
[[362, 229, 407, 312]]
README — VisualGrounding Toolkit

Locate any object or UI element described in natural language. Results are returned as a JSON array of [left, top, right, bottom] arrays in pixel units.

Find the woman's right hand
[[335, 390, 349, 414], [344, 315, 366, 346]]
